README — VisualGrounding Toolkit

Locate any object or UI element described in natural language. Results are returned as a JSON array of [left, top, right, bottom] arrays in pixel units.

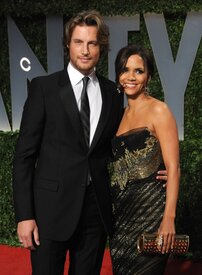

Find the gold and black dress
[[109, 128, 168, 275]]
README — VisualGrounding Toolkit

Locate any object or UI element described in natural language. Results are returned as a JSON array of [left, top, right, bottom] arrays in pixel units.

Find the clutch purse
[[137, 233, 189, 254]]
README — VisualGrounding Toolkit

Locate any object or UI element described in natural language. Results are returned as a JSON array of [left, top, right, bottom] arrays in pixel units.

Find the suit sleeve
[[12, 77, 46, 222]]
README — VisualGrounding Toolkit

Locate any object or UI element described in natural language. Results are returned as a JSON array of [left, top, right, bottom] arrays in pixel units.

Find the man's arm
[[13, 77, 45, 248]]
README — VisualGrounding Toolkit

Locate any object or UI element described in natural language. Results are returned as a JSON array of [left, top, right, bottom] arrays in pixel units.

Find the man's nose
[[82, 44, 89, 55]]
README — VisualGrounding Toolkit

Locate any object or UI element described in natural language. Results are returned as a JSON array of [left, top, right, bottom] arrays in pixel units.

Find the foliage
[[0, 132, 19, 245], [176, 139, 202, 261], [0, 0, 201, 17]]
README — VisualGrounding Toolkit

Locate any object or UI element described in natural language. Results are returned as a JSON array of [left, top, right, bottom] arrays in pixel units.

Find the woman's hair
[[64, 10, 109, 55], [115, 44, 155, 85]]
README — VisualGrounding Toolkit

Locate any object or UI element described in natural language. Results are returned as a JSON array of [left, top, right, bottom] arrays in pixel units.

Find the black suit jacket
[[13, 69, 123, 241]]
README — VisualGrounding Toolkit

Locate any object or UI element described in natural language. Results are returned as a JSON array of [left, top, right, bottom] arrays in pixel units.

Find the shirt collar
[[67, 62, 97, 87]]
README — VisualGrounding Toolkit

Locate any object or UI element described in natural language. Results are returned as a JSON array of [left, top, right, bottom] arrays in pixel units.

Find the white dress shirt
[[67, 62, 102, 145]]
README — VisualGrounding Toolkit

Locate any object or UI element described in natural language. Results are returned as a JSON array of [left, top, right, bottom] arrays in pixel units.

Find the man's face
[[68, 25, 101, 75]]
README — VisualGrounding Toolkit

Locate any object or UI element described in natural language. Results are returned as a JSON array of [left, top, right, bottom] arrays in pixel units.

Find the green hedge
[[176, 139, 202, 260], [0, 0, 201, 16], [0, 132, 18, 245], [0, 0, 201, 261]]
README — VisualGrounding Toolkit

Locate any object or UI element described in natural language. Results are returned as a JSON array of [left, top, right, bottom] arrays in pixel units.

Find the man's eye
[[74, 40, 82, 44], [90, 42, 98, 46]]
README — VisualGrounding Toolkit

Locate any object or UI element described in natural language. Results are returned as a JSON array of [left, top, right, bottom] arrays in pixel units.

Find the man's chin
[[77, 64, 94, 74]]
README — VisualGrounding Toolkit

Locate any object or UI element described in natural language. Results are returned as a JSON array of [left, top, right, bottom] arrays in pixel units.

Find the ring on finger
[[157, 234, 163, 246]]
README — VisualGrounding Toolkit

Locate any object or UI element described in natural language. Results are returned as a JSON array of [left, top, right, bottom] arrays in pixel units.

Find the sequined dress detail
[[109, 128, 168, 275]]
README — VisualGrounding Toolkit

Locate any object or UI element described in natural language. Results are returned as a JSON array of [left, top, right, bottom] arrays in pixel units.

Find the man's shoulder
[[31, 69, 66, 84], [97, 74, 123, 108], [97, 74, 115, 85], [96, 74, 117, 91]]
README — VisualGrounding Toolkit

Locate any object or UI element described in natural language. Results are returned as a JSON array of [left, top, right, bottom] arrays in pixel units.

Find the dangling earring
[[144, 86, 150, 96], [117, 87, 121, 94], [116, 84, 123, 94]]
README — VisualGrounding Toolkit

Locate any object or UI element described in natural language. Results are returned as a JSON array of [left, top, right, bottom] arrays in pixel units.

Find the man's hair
[[64, 10, 109, 55]]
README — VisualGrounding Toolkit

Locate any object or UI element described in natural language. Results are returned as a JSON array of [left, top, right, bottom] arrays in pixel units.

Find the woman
[[109, 44, 180, 274]]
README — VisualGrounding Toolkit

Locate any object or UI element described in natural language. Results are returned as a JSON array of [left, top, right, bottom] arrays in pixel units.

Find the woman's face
[[119, 54, 149, 97]]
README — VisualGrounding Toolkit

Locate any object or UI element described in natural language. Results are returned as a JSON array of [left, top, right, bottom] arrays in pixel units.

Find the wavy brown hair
[[64, 10, 109, 55]]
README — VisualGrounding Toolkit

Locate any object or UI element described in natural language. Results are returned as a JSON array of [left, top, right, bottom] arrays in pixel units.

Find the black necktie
[[80, 76, 90, 146]]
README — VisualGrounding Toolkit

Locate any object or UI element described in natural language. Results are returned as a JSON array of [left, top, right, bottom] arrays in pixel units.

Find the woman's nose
[[128, 72, 136, 80]]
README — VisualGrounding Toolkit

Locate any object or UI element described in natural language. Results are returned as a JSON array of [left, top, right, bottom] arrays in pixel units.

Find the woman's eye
[[136, 69, 144, 74], [122, 68, 128, 73]]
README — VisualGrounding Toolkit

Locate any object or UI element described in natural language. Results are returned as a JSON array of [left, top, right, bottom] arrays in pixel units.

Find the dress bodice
[[109, 127, 164, 190]]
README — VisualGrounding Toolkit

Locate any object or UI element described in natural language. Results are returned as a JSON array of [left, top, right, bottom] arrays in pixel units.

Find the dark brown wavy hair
[[115, 44, 155, 88]]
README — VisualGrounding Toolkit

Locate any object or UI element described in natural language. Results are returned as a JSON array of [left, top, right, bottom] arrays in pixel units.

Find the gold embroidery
[[109, 135, 163, 190]]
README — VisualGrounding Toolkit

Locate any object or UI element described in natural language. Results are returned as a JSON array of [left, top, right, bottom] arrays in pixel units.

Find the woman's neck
[[127, 93, 148, 111]]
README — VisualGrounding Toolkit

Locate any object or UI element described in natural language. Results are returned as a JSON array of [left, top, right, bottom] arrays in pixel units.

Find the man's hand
[[17, 219, 40, 250], [156, 170, 167, 181], [156, 170, 167, 188], [156, 168, 180, 187]]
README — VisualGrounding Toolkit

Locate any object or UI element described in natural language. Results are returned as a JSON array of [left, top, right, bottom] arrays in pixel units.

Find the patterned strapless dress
[[109, 127, 168, 275]]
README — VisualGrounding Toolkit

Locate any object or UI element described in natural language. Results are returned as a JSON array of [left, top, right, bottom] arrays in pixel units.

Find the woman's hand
[[157, 216, 175, 254]]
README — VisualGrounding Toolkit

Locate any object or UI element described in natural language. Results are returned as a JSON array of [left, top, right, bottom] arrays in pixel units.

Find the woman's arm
[[152, 101, 180, 253]]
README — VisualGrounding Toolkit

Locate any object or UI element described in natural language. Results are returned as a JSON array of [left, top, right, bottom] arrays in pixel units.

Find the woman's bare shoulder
[[149, 97, 170, 115]]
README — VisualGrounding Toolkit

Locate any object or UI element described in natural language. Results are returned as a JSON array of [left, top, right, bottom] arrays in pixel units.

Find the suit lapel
[[58, 70, 113, 152], [58, 69, 87, 148], [89, 75, 112, 152]]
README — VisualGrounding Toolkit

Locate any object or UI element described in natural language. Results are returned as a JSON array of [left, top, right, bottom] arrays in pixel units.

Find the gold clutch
[[137, 233, 189, 254]]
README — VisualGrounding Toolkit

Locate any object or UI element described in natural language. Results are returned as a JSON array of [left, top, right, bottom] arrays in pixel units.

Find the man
[[13, 10, 167, 274], [13, 10, 123, 275]]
